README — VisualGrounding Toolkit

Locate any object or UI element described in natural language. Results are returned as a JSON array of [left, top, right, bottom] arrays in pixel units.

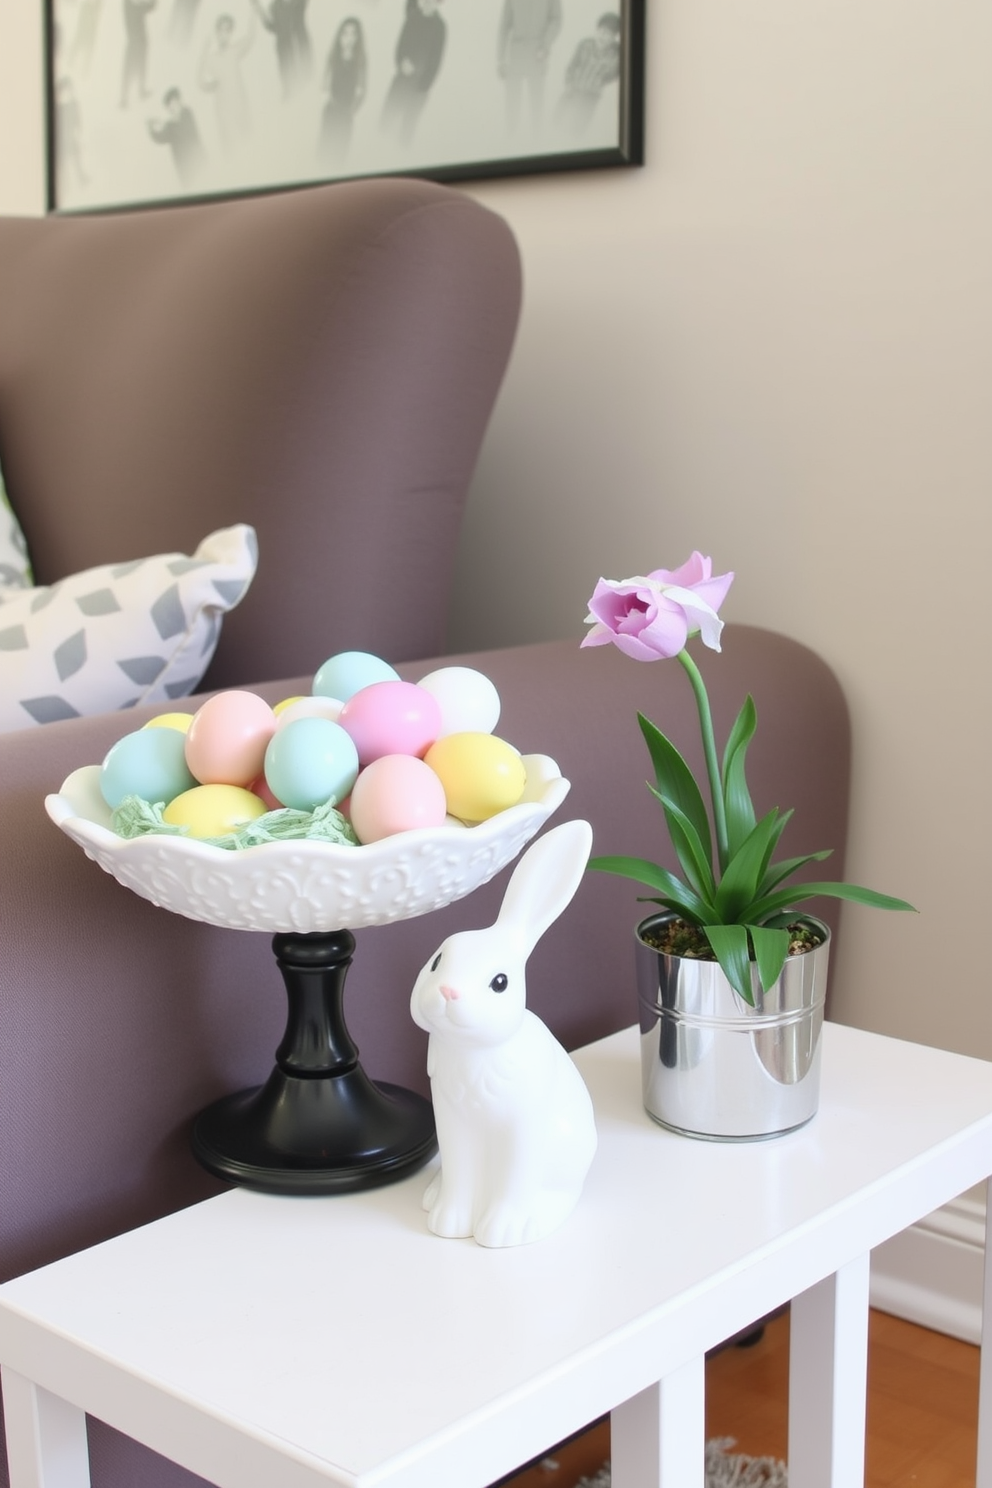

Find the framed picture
[[46, 0, 645, 213]]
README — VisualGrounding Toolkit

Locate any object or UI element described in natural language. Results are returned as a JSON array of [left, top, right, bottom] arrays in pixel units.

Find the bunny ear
[[495, 820, 594, 958]]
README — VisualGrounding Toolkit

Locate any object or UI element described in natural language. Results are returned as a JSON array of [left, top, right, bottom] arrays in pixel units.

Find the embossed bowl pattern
[[46, 757, 570, 933]]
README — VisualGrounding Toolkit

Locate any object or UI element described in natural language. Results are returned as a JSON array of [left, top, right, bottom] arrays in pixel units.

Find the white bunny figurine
[[410, 819, 597, 1249]]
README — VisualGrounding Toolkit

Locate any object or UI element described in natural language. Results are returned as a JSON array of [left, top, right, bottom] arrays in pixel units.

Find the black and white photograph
[[46, 0, 645, 211]]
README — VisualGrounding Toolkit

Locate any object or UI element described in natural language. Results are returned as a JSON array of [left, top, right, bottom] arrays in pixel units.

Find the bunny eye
[[431, 953, 442, 972], [489, 973, 508, 993]]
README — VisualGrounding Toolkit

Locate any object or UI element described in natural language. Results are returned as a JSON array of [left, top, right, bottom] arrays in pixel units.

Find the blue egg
[[264, 718, 360, 812], [101, 727, 197, 809], [312, 650, 399, 703]]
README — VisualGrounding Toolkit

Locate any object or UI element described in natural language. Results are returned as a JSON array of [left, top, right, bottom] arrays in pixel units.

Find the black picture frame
[[45, 0, 645, 214]]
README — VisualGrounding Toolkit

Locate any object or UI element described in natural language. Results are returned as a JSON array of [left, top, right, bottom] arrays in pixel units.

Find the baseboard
[[869, 1186, 987, 1344]]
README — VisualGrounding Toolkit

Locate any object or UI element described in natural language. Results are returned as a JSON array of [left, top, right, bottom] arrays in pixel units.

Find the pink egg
[[337, 680, 442, 768], [348, 755, 448, 844], [248, 772, 284, 811], [185, 691, 277, 787]]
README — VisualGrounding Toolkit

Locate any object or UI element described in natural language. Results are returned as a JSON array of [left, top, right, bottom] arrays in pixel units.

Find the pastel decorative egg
[[263, 717, 360, 812], [163, 784, 268, 839], [272, 696, 307, 716], [143, 711, 194, 733], [338, 680, 442, 768], [424, 732, 527, 822], [312, 651, 399, 703], [248, 773, 284, 811], [100, 727, 197, 809], [275, 695, 344, 728], [184, 691, 277, 787], [348, 755, 448, 844], [417, 666, 501, 737]]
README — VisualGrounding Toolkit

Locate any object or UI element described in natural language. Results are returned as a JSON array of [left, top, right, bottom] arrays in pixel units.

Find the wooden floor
[[499, 1309, 981, 1488]]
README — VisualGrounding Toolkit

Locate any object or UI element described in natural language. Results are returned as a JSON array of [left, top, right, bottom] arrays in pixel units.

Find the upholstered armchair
[[0, 177, 851, 1488]]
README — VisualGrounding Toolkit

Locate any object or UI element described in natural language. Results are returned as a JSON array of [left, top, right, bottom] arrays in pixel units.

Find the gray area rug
[[572, 1439, 788, 1487]]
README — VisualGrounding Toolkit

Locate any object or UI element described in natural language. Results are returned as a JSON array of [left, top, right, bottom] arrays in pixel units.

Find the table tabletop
[[4, 1021, 992, 1488]]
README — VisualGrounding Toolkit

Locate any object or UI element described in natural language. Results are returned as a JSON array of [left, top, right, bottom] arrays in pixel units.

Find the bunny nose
[[439, 985, 460, 1002]]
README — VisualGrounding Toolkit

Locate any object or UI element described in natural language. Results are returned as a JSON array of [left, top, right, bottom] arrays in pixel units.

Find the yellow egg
[[273, 696, 307, 716], [163, 784, 268, 839], [423, 733, 526, 822], [144, 711, 194, 733]]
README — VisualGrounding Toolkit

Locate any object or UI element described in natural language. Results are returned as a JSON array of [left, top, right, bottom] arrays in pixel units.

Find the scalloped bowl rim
[[45, 755, 571, 932]]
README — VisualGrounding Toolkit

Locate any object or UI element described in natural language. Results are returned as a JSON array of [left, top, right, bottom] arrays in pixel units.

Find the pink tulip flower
[[581, 552, 735, 661]]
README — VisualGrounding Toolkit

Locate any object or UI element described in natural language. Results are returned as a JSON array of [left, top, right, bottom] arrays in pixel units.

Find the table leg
[[611, 1356, 705, 1488], [0, 1369, 91, 1488], [787, 1253, 870, 1488], [975, 1178, 992, 1487]]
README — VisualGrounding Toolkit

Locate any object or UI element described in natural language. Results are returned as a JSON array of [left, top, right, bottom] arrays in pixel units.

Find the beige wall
[[456, 1, 992, 1057], [2, 2, 991, 1056], [0, 0, 45, 214]]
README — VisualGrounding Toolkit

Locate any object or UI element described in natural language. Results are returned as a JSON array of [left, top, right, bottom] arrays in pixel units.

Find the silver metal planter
[[635, 912, 830, 1141]]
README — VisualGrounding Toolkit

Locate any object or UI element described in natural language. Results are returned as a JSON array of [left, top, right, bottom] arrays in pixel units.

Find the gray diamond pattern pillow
[[0, 524, 257, 731], [0, 459, 33, 591]]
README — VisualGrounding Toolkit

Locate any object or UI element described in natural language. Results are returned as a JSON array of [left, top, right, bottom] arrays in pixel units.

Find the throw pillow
[[0, 458, 33, 591], [0, 524, 257, 730]]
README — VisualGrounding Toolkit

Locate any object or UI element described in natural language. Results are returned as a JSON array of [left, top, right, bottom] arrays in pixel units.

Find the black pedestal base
[[191, 928, 437, 1195], [192, 1071, 437, 1195]]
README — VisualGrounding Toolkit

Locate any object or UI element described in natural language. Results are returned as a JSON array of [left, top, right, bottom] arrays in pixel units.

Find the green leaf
[[748, 880, 918, 923], [640, 895, 708, 923], [648, 790, 718, 910], [587, 855, 711, 922], [757, 849, 833, 900], [754, 808, 793, 893], [747, 924, 791, 993], [713, 809, 789, 924], [637, 714, 713, 873], [703, 923, 755, 1005], [721, 695, 758, 857]]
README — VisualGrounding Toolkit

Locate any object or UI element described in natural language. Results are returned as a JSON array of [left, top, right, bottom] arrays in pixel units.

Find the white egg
[[416, 666, 501, 738], [275, 695, 344, 729]]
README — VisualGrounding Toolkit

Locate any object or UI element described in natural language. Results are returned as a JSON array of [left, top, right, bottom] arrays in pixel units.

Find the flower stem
[[677, 648, 730, 872]]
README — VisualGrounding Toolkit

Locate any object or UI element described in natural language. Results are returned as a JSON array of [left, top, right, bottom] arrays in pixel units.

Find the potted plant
[[582, 553, 915, 1139]]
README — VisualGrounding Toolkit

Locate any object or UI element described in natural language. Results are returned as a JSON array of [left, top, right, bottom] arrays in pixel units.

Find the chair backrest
[[0, 178, 522, 688], [0, 177, 521, 1488]]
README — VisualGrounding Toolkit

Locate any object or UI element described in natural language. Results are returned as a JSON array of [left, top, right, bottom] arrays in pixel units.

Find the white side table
[[3, 1022, 992, 1488]]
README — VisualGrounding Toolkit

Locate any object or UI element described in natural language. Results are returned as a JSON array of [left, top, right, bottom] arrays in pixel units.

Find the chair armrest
[[0, 627, 849, 1281]]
